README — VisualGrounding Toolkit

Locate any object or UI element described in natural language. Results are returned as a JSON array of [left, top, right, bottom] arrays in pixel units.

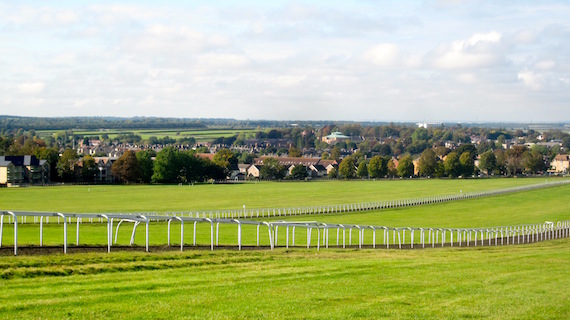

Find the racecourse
[[0, 178, 569, 319]]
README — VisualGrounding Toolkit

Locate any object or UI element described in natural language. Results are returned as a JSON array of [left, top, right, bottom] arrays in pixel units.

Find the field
[[36, 128, 257, 142], [0, 177, 557, 213], [1, 178, 569, 319]]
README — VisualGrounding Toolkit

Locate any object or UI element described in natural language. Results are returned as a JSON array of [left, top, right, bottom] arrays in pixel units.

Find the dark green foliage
[[289, 165, 308, 180], [396, 155, 414, 178], [260, 158, 287, 180]]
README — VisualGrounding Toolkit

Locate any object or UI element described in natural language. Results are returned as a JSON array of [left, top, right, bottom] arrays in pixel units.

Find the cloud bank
[[0, 1, 569, 122]]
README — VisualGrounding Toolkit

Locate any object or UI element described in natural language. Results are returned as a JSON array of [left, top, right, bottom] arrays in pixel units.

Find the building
[[0, 155, 50, 186], [321, 132, 350, 144], [551, 154, 570, 173]]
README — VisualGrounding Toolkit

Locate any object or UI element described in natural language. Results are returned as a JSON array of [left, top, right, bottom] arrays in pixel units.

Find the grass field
[[0, 240, 568, 319], [1, 179, 569, 319], [2, 180, 569, 249], [0, 177, 560, 213], [36, 128, 257, 142]]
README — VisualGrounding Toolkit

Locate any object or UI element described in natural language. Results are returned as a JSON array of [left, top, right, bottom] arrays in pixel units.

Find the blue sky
[[0, 0, 569, 122]]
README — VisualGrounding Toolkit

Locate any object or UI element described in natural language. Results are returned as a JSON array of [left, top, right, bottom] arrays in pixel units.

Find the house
[[0, 155, 50, 186], [551, 154, 570, 173], [247, 164, 263, 178], [94, 157, 117, 182], [308, 164, 327, 177], [321, 131, 350, 144]]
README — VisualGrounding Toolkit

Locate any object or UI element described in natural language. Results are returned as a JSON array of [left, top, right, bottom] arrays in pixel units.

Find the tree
[[34, 147, 59, 182], [260, 158, 287, 180], [397, 155, 414, 178], [213, 148, 238, 176], [479, 150, 496, 175], [330, 146, 341, 161], [289, 165, 308, 180], [524, 150, 546, 174], [368, 155, 387, 178], [81, 155, 99, 182], [112, 151, 141, 183], [152, 147, 182, 183], [456, 144, 477, 160], [288, 146, 302, 157], [136, 150, 155, 183], [387, 159, 397, 178], [459, 151, 475, 177], [356, 161, 368, 179], [328, 167, 338, 179], [338, 156, 356, 179], [57, 149, 78, 182], [506, 146, 527, 175], [444, 152, 461, 177], [417, 149, 438, 177]]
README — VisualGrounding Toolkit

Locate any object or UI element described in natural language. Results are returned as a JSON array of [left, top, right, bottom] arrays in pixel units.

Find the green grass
[[0, 178, 560, 213], [36, 128, 257, 142], [1, 179, 569, 319], [0, 240, 568, 319], [2, 183, 569, 249]]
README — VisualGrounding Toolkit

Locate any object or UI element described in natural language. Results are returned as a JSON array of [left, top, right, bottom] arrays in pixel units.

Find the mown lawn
[[0, 239, 568, 319], [2, 183, 569, 250], [0, 177, 560, 213]]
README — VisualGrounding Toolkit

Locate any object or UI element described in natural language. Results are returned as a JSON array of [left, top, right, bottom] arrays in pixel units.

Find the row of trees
[[112, 147, 238, 183]]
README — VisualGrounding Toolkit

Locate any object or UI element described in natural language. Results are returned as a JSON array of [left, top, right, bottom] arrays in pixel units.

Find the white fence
[[144, 180, 570, 219], [1, 210, 568, 255]]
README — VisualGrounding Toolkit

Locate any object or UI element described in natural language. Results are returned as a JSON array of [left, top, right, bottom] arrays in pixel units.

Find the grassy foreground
[[0, 239, 568, 319], [0, 177, 559, 213]]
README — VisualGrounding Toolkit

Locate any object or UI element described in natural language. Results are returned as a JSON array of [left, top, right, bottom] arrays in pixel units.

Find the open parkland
[[1, 177, 569, 319]]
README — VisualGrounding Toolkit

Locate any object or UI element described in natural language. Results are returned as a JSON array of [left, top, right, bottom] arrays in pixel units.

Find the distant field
[[36, 128, 257, 142], [0, 178, 559, 214], [0, 239, 568, 319]]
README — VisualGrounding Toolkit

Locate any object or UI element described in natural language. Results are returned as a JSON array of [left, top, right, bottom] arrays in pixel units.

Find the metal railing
[[1, 210, 568, 255]]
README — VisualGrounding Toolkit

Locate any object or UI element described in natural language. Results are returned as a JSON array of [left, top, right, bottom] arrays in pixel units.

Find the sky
[[0, 0, 569, 122]]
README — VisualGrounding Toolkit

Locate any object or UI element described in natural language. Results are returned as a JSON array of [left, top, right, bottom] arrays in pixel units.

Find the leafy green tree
[[459, 151, 475, 177], [57, 149, 78, 182], [434, 161, 445, 178], [213, 148, 238, 176], [136, 150, 155, 183], [387, 159, 397, 178], [34, 147, 59, 181], [411, 127, 428, 142], [368, 155, 387, 178], [418, 148, 438, 177], [356, 161, 368, 179], [152, 147, 182, 183], [112, 151, 141, 183], [330, 146, 341, 161], [479, 150, 496, 175], [397, 155, 414, 178], [339, 156, 356, 179], [238, 152, 255, 164], [444, 152, 461, 177], [524, 150, 546, 174], [260, 158, 287, 180], [288, 146, 302, 157], [290, 165, 308, 180], [456, 144, 477, 160], [81, 155, 99, 182]]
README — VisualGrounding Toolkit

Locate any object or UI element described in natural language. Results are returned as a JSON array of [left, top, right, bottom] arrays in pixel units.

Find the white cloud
[[518, 71, 543, 90], [430, 31, 505, 69], [17, 82, 45, 94], [363, 43, 400, 67]]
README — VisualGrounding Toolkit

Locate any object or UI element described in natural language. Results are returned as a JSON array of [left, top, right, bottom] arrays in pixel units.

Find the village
[[1, 123, 569, 186]]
